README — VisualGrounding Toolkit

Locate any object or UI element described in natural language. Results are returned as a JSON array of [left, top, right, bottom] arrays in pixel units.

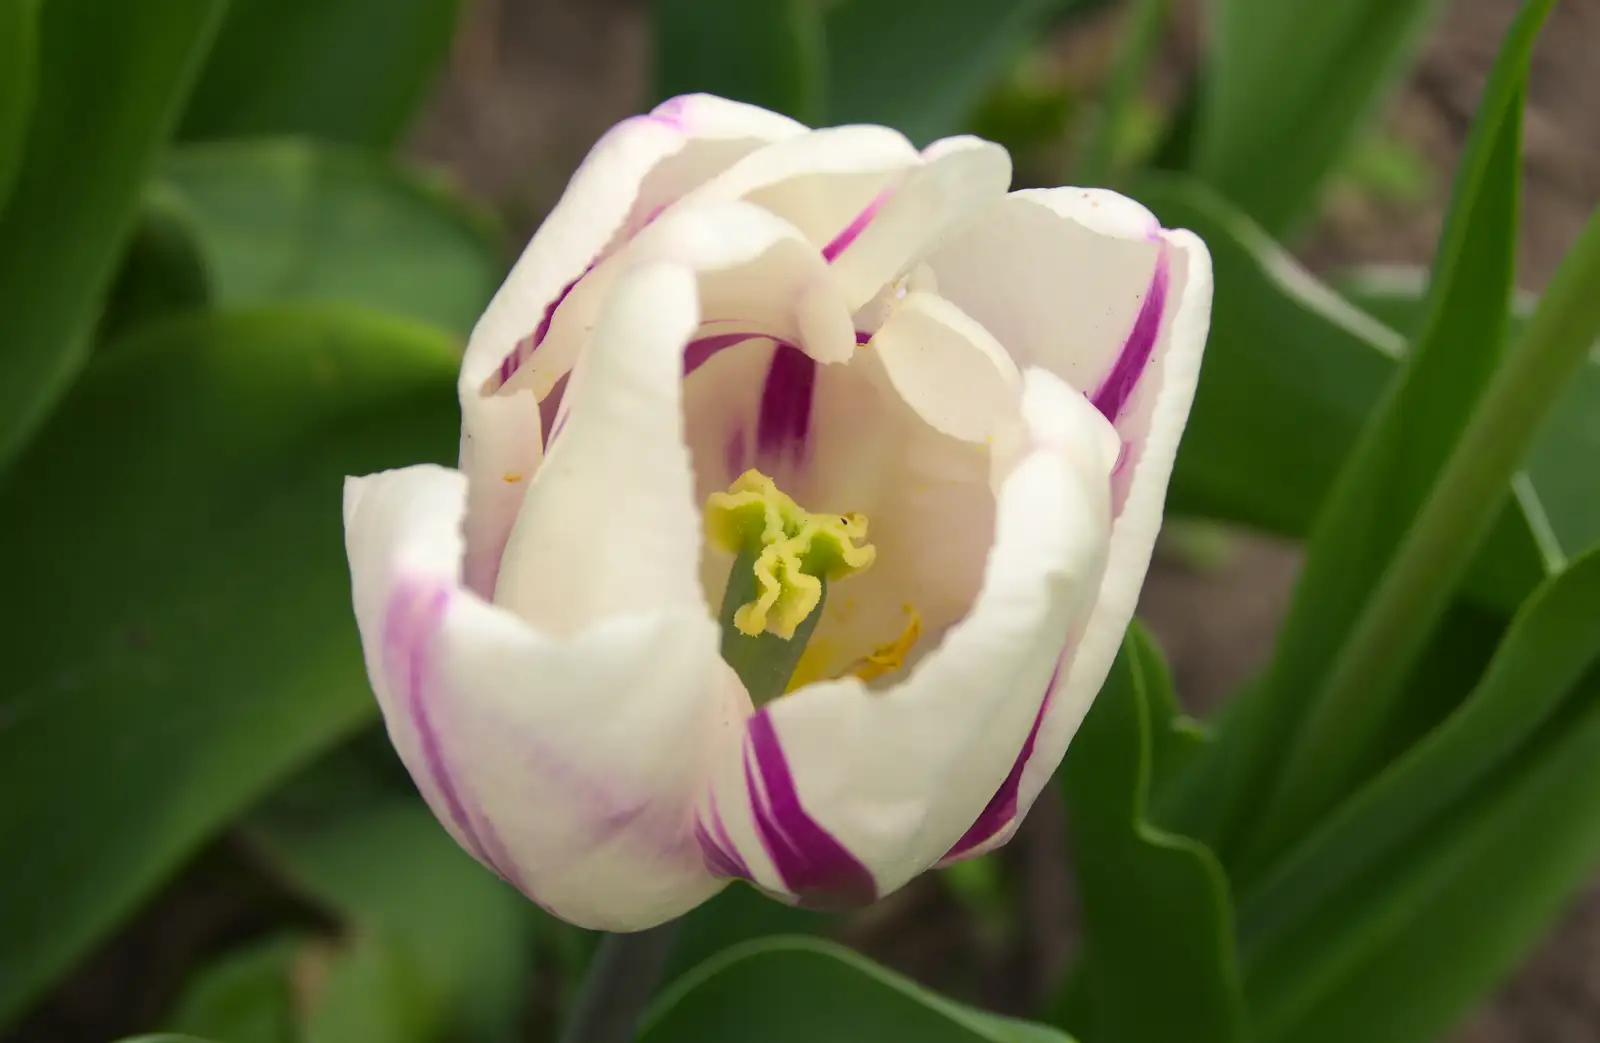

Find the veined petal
[[697, 369, 1118, 902], [495, 262, 707, 634], [458, 97, 804, 594], [344, 465, 741, 930], [830, 137, 1012, 312]]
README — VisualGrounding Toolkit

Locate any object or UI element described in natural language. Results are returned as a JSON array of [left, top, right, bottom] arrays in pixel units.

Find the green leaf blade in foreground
[[164, 140, 503, 336], [1236, 0, 1551, 866], [1240, 548, 1600, 954], [0, 307, 459, 1023], [0, 0, 39, 211], [1055, 625, 1243, 1043], [1196, 0, 1444, 234], [643, 937, 1074, 1043], [180, 0, 463, 148], [0, 0, 226, 470], [653, 0, 825, 123], [1243, 664, 1600, 1043]]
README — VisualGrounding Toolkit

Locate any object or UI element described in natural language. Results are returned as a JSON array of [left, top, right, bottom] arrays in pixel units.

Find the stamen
[[848, 605, 922, 682]]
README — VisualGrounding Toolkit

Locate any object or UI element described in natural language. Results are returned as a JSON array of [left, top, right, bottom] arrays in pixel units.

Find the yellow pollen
[[848, 605, 923, 682], [705, 470, 875, 640]]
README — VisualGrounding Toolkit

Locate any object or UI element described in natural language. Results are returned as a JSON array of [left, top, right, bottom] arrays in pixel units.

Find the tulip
[[343, 93, 1212, 930]]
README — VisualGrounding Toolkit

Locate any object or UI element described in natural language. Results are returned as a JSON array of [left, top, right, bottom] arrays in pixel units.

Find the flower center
[[705, 470, 875, 703]]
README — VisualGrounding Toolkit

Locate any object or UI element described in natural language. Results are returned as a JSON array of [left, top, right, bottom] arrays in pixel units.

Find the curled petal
[[458, 97, 804, 594], [495, 262, 707, 634], [698, 369, 1118, 902], [869, 290, 1021, 443], [344, 465, 742, 930], [930, 190, 1213, 854]]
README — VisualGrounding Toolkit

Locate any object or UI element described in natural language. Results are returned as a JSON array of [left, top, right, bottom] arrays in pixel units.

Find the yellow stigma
[[705, 470, 876, 639]]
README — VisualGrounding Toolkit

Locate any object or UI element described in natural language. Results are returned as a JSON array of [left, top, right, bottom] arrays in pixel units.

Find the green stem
[[1076, 0, 1173, 185], [1252, 207, 1600, 848], [556, 922, 680, 1043]]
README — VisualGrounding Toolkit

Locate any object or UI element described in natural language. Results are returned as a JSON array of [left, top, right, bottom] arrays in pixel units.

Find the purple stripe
[[1090, 247, 1171, 423], [694, 793, 752, 880], [384, 585, 511, 880], [744, 709, 877, 906], [755, 343, 817, 464], [822, 189, 891, 262], [942, 663, 1061, 863]]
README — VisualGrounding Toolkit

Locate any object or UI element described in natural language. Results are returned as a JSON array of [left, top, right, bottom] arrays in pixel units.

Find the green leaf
[[667, 883, 831, 984], [0, 307, 459, 1023], [117, 1037, 224, 1043], [180, 0, 463, 148], [304, 934, 438, 1043], [1243, 667, 1600, 1043], [164, 141, 502, 336], [1240, 548, 1600, 954], [247, 750, 539, 1042], [0, 0, 226, 470], [824, 0, 1081, 144], [1238, 0, 1556, 866], [97, 184, 214, 346], [1341, 266, 1600, 568], [643, 937, 1075, 1043], [653, 0, 825, 123], [1054, 625, 1243, 1043], [168, 936, 303, 1043], [0, 0, 39, 211], [1196, 0, 1444, 233]]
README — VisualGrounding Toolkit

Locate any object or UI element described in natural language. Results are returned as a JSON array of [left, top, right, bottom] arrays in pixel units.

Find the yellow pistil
[[705, 470, 876, 640], [848, 605, 923, 682]]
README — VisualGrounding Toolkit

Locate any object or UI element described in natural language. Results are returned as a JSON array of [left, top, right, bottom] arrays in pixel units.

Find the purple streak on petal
[[822, 188, 892, 263], [649, 95, 691, 130], [723, 428, 749, 478], [755, 342, 817, 465], [942, 662, 1062, 863], [695, 792, 752, 880], [744, 709, 877, 906], [683, 332, 759, 376], [1090, 246, 1171, 424], [855, 329, 873, 346], [383, 584, 515, 882]]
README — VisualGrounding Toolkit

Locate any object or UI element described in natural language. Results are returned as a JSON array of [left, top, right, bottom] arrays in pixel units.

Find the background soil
[[12, 1, 1599, 1040]]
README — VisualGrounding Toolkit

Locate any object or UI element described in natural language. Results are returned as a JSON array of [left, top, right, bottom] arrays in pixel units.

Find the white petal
[[344, 464, 742, 930], [494, 262, 707, 634], [926, 187, 1167, 393], [1016, 228, 1212, 814], [457, 98, 804, 593], [830, 137, 1013, 311], [697, 369, 1118, 902], [869, 290, 1021, 442]]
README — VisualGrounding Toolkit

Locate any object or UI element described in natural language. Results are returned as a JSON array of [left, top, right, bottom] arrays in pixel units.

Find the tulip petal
[[927, 190, 1213, 854], [457, 98, 804, 596], [344, 464, 743, 930], [494, 262, 708, 634], [869, 289, 1021, 443], [829, 137, 1013, 311], [698, 369, 1118, 902]]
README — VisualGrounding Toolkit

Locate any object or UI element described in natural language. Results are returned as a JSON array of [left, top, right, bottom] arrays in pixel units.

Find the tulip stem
[[557, 921, 681, 1043]]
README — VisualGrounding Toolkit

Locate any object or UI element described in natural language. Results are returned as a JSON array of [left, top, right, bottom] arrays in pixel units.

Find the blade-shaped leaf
[[1196, 0, 1445, 234], [643, 937, 1075, 1043], [0, 307, 459, 1023], [180, 0, 463, 148], [1238, 0, 1556, 865], [823, 0, 1080, 143], [97, 184, 214, 346], [1243, 668, 1600, 1043], [653, 0, 825, 123], [0, 0, 39, 211], [1054, 625, 1243, 1043], [1240, 548, 1600, 952], [0, 0, 226, 469], [167, 936, 303, 1043], [164, 140, 502, 335]]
